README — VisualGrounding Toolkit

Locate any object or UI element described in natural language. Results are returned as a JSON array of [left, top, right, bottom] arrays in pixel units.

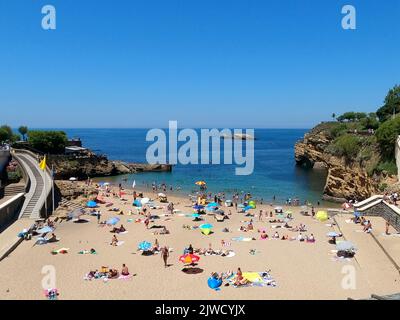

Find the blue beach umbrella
[[86, 201, 97, 208], [106, 217, 120, 226], [244, 205, 253, 211], [200, 223, 213, 229], [336, 241, 357, 252], [133, 200, 142, 207], [191, 213, 200, 218], [208, 277, 222, 290], [193, 205, 204, 210], [207, 202, 218, 207], [37, 226, 54, 234], [327, 231, 340, 237], [138, 241, 152, 251]]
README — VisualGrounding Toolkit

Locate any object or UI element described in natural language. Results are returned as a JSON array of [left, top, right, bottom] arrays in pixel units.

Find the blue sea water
[[61, 128, 328, 204]]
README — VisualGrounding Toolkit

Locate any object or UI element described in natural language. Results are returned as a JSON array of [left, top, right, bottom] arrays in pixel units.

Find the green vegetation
[[18, 126, 28, 141], [375, 116, 400, 158], [328, 134, 360, 159], [0, 125, 20, 143], [28, 130, 68, 154], [376, 85, 400, 122]]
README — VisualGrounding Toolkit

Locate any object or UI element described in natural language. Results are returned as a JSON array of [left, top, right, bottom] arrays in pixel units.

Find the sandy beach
[[0, 183, 399, 300]]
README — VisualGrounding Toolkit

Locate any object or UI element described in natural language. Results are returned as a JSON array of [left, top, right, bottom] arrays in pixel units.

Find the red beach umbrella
[[179, 253, 200, 264]]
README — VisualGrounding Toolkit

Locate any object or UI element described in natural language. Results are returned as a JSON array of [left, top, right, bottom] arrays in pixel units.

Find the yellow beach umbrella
[[195, 181, 206, 186], [316, 211, 328, 222]]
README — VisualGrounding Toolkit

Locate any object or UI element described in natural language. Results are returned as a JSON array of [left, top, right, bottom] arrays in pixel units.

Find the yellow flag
[[39, 156, 46, 171]]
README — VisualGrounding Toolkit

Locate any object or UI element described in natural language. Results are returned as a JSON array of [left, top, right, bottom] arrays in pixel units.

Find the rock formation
[[295, 123, 380, 202]]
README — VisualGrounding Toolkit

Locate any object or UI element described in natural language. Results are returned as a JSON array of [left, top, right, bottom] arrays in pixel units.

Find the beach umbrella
[[244, 205, 253, 211], [141, 198, 150, 205], [69, 177, 77, 181], [37, 226, 54, 234], [248, 201, 256, 208], [207, 202, 218, 207], [133, 199, 142, 207], [191, 213, 200, 218], [158, 193, 166, 197], [193, 204, 204, 210], [200, 223, 213, 229], [315, 211, 328, 222], [86, 201, 97, 208], [179, 253, 200, 264], [201, 228, 212, 235], [327, 231, 340, 237], [138, 241, 152, 251], [195, 181, 206, 186], [68, 209, 84, 220], [208, 277, 222, 290], [336, 241, 357, 252], [106, 217, 120, 226]]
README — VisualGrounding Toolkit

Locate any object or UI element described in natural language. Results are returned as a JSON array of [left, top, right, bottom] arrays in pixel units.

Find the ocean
[[61, 128, 328, 204]]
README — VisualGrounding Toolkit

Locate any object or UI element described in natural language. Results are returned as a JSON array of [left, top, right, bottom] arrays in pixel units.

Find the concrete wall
[[0, 193, 25, 232], [361, 202, 400, 232], [396, 136, 400, 181]]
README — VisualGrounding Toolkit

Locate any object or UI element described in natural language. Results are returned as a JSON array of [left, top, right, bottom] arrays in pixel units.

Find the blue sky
[[0, 0, 399, 128]]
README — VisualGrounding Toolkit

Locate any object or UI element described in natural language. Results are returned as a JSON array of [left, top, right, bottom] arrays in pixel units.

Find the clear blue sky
[[0, 0, 399, 128]]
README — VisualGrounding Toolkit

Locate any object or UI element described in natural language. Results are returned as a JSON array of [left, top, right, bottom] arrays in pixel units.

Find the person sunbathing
[[47, 233, 58, 243], [121, 264, 129, 276], [247, 222, 254, 231], [111, 235, 118, 246], [307, 234, 315, 243], [273, 232, 280, 239], [260, 231, 268, 239], [107, 268, 119, 278], [283, 223, 292, 229], [234, 268, 250, 286], [281, 234, 289, 240]]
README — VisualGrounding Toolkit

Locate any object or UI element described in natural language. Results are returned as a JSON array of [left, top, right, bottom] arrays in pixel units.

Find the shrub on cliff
[[28, 130, 68, 154], [375, 116, 400, 158], [328, 134, 360, 159]]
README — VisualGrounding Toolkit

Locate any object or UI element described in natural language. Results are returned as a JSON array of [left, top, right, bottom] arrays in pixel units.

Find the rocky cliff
[[48, 154, 172, 180], [295, 123, 382, 202]]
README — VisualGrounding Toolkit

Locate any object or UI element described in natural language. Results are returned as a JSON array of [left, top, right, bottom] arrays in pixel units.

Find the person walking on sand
[[386, 221, 390, 235], [258, 210, 263, 222], [161, 246, 169, 267], [97, 211, 101, 224]]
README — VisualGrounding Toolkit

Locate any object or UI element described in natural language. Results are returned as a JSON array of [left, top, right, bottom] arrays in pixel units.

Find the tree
[[0, 128, 8, 143], [18, 126, 28, 141], [28, 130, 68, 154], [376, 85, 400, 122], [337, 112, 356, 122], [332, 113, 336, 121], [375, 116, 400, 158], [0, 125, 13, 140]]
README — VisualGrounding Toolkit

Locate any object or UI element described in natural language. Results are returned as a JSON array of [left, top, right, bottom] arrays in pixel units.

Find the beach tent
[[138, 241, 152, 251], [106, 217, 120, 226], [86, 201, 98, 208], [179, 253, 200, 264], [315, 211, 328, 222]]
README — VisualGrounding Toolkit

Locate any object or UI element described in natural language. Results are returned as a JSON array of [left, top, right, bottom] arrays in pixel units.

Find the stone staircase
[[4, 183, 26, 197]]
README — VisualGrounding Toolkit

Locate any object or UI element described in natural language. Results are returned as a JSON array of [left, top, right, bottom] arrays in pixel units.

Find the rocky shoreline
[[48, 153, 172, 180], [294, 123, 395, 202]]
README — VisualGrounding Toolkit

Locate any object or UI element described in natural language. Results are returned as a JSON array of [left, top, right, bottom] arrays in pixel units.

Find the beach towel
[[228, 271, 277, 288], [51, 248, 69, 255], [118, 274, 133, 280]]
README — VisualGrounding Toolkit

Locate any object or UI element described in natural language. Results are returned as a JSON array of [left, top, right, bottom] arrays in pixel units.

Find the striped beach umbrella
[[179, 253, 200, 264]]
